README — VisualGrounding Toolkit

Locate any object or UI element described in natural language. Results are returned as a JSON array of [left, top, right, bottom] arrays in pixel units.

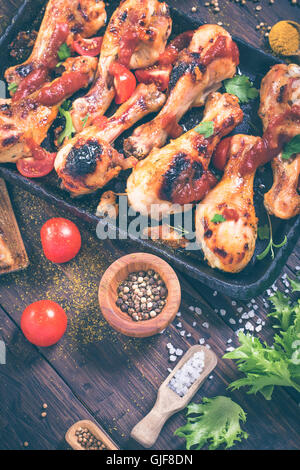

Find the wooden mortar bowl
[[98, 253, 181, 338]]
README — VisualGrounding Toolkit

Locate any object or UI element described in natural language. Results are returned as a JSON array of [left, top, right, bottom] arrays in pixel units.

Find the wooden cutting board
[[0, 178, 29, 274]]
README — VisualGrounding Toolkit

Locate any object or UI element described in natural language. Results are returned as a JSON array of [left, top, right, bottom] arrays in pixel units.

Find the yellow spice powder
[[269, 21, 300, 56]]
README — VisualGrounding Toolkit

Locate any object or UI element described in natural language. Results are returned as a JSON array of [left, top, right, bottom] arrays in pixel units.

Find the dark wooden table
[[0, 0, 300, 451]]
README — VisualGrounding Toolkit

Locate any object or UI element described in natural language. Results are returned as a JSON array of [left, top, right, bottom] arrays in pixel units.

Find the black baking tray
[[0, 0, 299, 300]]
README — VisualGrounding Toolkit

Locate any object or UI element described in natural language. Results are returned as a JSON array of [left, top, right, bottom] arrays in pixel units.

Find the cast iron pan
[[0, 0, 299, 299]]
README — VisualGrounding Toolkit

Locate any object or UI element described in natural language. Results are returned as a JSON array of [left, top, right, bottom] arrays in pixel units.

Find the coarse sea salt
[[168, 350, 205, 397]]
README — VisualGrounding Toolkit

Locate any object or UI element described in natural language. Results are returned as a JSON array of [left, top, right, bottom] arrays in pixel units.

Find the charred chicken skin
[[195, 135, 259, 273], [124, 24, 239, 159], [55, 83, 166, 196], [71, 0, 172, 131], [126, 92, 243, 219], [0, 56, 97, 163], [5, 0, 106, 98], [259, 63, 300, 219]]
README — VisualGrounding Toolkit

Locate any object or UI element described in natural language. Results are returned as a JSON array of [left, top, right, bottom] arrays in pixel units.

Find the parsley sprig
[[194, 121, 214, 138], [281, 135, 300, 160], [57, 43, 71, 61], [58, 100, 75, 145], [8, 82, 18, 94], [256, 213, 287, 261], [224, 74, 259, 103], [211, 213, 226, 223]]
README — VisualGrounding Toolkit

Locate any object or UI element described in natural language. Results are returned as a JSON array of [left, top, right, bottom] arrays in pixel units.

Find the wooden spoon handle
[[131, 403, 171, 448]]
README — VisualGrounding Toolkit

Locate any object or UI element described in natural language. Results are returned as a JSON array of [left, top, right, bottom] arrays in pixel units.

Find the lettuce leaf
[[224, 298, 300, 399], [174, 396, 248, 450]]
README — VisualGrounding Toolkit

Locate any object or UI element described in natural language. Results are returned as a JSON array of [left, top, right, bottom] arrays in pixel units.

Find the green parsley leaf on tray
[[195, 121, 214, 138], [58, 101, 75, 145], [281, 135, 300, 160], [224, 75, 259, 103], [211, 214, 226, 223], [174, 396, 248, 450], [58, 43, 71, 61], [8, 82, 18, 94]]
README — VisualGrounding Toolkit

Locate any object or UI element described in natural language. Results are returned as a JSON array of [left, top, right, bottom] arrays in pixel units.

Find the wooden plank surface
[[0, 0, 300, 451], [0, 185, 300, 450]]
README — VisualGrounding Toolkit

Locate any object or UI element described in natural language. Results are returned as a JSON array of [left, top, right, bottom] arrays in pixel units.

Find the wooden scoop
[[131, 345, 217, 448]]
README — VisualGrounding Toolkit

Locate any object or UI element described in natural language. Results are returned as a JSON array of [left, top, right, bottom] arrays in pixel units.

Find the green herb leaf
[[269, 291, 294, 331], [256, 213, 287, 261], [60, 99, 72, 111], [281, 135, 300, 160], [289, 276, 300, 293], [257, 224, 270, 241], [58, 103, 75, 145], [82, 114, 89, 129], [211, 214, 226, 223], [224, 75, 259, 103], [224, 295, 300, 399], [8, 82, 18, 94], [194, 121, 214, 138], [57, 43, 71, 61], [174, 396, 248, 450]]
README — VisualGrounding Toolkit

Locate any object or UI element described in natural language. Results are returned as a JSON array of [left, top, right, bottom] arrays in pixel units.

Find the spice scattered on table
[[168, 350, 205, 397], [116, 270, 168, 321], [75, 427, 107, 450]]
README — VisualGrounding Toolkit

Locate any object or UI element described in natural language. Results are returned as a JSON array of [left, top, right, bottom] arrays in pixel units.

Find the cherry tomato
[[21, 300, 67, 347], [72, 36, 103, 57], [109, 62, 136, 104], [41, 218, 81, 263], [212, 137, 232, 171], [17, 140, 56, 178], [135, 65, 172, 91]]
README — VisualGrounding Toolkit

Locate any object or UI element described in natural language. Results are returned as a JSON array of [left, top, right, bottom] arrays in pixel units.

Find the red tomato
[[212, 137, 232, 171], [41, 218, 81, 263], [109, 62, 136, 104], [72, 36, 103, 57], [17, 153, 56, 178], [135, 65, 172, 91], [17, 139, 56, 178], [21, 300, 67, 347]]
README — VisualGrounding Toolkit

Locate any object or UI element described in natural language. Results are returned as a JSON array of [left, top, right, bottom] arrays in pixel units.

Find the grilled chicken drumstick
[[55, 83, 166, 196], [195, 135, 259, 274], [71, 0, 172, 131], [124, 24, 239, 159], [5, 0, 106, 100], [126, 92, 243, 219], [0, 56, 97, 163], [259, 63, 300, 219], [264, 155, 300, 219]]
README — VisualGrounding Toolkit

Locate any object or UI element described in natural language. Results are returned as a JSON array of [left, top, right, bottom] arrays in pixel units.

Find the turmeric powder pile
[[269, 21, 300, 56]]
